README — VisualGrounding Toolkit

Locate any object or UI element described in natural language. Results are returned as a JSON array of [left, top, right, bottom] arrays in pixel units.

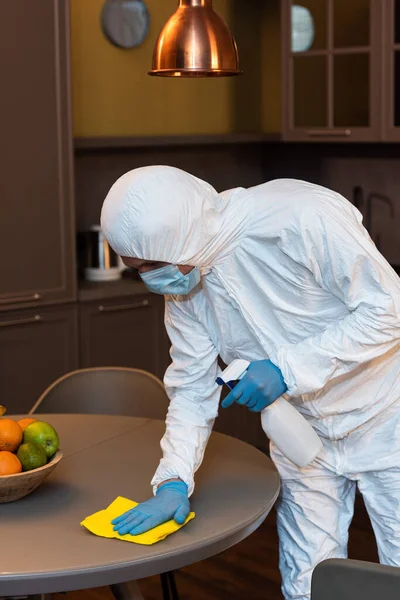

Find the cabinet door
[[0, 0, 75, 311], [382, 0, 400, 139], [79, 295, 168, 379], [282, 0, 382, 141], [0, 305, 78, 414]]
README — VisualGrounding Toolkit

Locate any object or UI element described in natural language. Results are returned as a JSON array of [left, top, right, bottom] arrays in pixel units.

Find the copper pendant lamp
[[149, 0, 241, 77]]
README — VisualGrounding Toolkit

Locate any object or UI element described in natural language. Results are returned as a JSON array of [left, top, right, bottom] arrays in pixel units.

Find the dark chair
[[30, 367, 169, 419], [30, 367, 179, 600], [311, 558, 400, 600]]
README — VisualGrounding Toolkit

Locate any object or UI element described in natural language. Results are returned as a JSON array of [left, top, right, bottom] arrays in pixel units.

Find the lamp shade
[[149, 0, 241, 77]]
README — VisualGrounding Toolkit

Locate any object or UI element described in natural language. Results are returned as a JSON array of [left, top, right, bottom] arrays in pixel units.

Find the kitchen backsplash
[[75, 142, 400, 266], [320, 157, 400, 266], [74, 142, 267, 230], [257, 143, 400, 267]]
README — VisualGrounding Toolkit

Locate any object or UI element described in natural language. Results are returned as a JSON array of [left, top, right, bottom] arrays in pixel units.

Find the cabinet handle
[[98, 300, 150, 313], [0, 293, 42, 305], [0, 315, 42, 328], [307, 129, 351, 137]]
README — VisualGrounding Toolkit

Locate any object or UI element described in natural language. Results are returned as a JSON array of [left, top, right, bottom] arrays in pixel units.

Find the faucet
[[365, 192, 395, 251], [352, 186, 364, 211]]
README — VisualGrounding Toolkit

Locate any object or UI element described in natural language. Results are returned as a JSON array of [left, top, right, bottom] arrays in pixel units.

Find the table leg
[[167, 572, 180, 600], [110, 581, 145, 600], [160, 574, 171, 600]]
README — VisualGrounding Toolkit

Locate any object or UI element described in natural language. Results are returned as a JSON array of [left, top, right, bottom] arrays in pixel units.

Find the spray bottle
[[217, 359, 322, 468]]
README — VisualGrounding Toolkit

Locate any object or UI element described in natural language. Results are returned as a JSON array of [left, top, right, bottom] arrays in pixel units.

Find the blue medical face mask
[[140, 264, 201, 295]]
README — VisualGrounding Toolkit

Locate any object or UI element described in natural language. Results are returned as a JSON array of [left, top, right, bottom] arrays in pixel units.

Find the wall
[[70, 0, 235, 137]]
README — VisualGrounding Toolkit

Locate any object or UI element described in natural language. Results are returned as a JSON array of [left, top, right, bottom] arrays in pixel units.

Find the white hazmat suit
[[101, 166, 400, 599]]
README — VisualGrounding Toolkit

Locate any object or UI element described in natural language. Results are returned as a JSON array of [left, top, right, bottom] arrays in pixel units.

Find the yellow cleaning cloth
[[81, 496, 195, 545]]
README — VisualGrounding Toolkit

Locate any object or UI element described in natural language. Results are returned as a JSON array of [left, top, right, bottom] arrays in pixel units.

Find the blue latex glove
[[111, 480, 190, 536], [221, 359, 287, 412]]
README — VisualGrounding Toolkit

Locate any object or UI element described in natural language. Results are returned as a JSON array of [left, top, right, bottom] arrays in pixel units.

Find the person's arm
[[151, 290, 221, 496], [112, 290, 220, 536], [276, 203, 400, 397]]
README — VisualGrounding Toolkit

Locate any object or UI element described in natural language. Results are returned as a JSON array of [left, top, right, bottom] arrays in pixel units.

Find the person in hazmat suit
[[100, 165, 400, 600]]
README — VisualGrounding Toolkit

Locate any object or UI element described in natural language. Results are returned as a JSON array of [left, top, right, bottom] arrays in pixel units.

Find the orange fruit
[[17, 418, 36, 432], [0, 406, 6, 416], [0, 451, 22, 475], [0, 419, 23, 452]]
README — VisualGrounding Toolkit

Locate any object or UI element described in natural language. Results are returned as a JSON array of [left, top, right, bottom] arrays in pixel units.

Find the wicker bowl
[[0, 450, 63, 503]]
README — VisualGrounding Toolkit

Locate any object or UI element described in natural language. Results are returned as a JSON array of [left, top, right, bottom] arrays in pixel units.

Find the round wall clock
[[101, 0, 150, 49]]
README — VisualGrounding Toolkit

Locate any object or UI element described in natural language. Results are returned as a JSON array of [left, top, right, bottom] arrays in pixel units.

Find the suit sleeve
[[151, 291, 221, 496]]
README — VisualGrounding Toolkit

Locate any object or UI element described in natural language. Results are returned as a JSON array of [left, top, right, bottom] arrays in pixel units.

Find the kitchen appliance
[[77, 226, 124, 282]]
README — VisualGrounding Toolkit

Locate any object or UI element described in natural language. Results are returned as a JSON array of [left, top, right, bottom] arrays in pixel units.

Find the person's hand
[[221, 359, 287, 412], [111, 480, 190, 536]]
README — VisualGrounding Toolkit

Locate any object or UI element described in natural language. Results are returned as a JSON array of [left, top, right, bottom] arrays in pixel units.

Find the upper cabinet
[[282, 0, 384, 141], [383, 0, 400, 140], [0, 0, 76, 310]]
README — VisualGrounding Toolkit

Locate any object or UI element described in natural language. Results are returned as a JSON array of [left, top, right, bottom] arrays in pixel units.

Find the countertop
[[78, 279, 148, 302]]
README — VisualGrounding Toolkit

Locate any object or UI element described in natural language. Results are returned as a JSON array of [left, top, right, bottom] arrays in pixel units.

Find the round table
[[0, 415, 280, 597]]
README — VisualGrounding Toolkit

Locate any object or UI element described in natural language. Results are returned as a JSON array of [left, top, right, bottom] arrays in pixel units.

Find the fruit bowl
[[0, 450, 63, 503]]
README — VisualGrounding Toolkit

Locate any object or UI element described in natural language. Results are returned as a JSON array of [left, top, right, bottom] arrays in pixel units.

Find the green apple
[[23, 421, 59, 459]]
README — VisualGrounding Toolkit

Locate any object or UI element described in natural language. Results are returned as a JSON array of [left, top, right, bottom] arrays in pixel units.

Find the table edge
[[0, 477, 280, 595]]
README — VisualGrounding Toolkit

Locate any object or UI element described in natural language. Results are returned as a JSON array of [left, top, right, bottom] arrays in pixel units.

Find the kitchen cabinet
[[0, 0, 75, 311], [383, 0, 400, 140], [0, 305, 78, 414], [282, 0, 382, 141], [79, 294, 169, 380]]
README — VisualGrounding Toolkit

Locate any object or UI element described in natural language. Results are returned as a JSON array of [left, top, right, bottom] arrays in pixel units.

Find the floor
[[57, 494, 379, 600]]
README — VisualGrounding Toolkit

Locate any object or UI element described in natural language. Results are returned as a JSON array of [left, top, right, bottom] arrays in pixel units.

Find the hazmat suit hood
[[100, 165, 250, 268]]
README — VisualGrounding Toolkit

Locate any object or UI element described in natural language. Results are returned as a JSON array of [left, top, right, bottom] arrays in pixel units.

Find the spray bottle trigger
[[216, 359, 251, 389]]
